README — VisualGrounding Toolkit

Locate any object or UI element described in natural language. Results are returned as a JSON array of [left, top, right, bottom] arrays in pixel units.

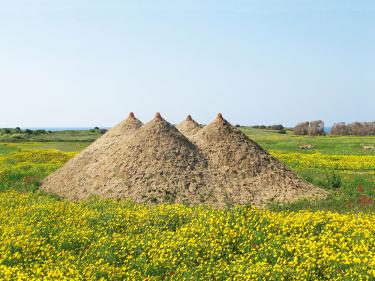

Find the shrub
[[270, 124, 284, 130], [34, 130, 47, 135], [326, 171, 342, 189]]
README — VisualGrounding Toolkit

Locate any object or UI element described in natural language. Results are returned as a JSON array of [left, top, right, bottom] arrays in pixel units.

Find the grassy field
[[243, 128, 375, 155], [0, 129, 102, 142], [0, 129, 373, 280]]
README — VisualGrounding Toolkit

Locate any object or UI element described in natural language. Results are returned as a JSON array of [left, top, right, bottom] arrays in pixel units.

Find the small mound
[[103, 112, 143, 139], [176, 115, 201, 137], [191, 113, 327, 207]]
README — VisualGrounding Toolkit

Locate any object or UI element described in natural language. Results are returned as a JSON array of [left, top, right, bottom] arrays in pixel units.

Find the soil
[[42, 113, 327, 207], [176, 115, 202, 137]]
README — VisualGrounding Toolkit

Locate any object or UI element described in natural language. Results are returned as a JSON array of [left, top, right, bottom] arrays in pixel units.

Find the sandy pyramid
[[176, 115, 201, 137], [42, 112, 143, 198], [42, 112, 326, 207], [42, 113, 213, 204], [190, 113, 326, 206]]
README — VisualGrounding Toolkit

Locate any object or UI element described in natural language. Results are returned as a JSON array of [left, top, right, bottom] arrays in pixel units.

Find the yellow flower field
[[0, 150, 75, 183], [0, 191, 373, 280], [270, 151, 375, 171], [0, 148, 373, 280]]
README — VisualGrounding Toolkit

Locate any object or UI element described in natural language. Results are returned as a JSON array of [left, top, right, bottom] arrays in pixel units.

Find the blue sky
[[0, 0, 374, 127]]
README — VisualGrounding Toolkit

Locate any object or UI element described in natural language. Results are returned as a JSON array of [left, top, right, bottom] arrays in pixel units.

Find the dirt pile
[[42, 112, 143, 198], [191, 114, 326, 206], [176, 115, 202, 137], [42, 113, 213, 204], [42, 112, 326, 207]]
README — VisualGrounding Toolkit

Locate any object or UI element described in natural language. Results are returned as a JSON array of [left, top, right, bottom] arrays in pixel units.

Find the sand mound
[[176, 115, 201, 137], [190, 114, 326, 206], [42, 112, 143, 197], [42, 113, 213, 204], [42, 112, 326, 207]]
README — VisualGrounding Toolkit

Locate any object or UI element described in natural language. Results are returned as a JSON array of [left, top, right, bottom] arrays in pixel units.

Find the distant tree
[[99, 129, 108, 134], [34, 129, 46, 135], [24, 129, 33, 135], [331, 122, 348, 135], [15, 127, 22, 133], [270, 124, 284, 130], [235, 124, 241, 128], [308, 120, 325, 136], [332, 122, 375, 136], [4, 129, 12, 134], [349, 122, 365, 136], [94, 127, 100, 130], [259, 125, 266, 129], [294, 122, 309, 135]]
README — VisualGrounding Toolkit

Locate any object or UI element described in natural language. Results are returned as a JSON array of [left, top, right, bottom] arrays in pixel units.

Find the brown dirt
[[176, 115, 202, 137], [42, 112, 327, 207], [42, 112, 143, 198], [190, 114, 326, 206]]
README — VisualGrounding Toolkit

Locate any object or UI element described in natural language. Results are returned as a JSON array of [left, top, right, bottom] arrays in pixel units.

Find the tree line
[[294, 121, 375, 136]]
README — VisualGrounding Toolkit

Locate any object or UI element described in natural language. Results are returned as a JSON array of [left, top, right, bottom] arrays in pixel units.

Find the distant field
[[243, 128, 375, 155], [0, 129, 102, 142]]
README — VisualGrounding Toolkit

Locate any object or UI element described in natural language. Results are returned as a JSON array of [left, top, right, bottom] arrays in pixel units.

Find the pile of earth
[[42, 113, 326, 207], [176, 115, 202, 137]]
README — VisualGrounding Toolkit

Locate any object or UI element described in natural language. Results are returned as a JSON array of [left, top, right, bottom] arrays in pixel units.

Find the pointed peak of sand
[[186, 115, 193, 122], [214, 113, 230, 125], [154, 112, 164, 122], [128, 112, 135, 119]]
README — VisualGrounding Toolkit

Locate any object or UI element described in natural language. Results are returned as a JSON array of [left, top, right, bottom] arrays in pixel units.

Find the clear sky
[[0, 0, 374, 128]]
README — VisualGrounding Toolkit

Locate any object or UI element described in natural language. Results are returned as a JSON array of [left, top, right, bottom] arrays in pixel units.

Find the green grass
[[0, 129, 102, 142], [242, 127, 375, 155], [0, 142, 90, 155]]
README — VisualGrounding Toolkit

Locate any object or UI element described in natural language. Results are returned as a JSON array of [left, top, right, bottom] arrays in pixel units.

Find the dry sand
[[42, 112, 326, 207], [176, 115, 202, 137]]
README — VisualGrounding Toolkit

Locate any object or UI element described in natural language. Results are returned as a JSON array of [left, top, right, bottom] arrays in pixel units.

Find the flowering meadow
[[269, 151, 375, 172], [0, 191, 373, 280], [0, 149, 75, 192], [0, 140, 374, 280]]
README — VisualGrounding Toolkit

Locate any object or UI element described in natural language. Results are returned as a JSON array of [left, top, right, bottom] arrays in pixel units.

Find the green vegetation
[[242, 127, 375, 155], [0, 191, 373, 280], [0, 128, 105, 142]]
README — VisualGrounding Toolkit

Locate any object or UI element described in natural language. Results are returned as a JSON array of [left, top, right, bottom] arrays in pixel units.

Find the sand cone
[[176, 114, 201, 137], [42, 112, 326, 208]]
